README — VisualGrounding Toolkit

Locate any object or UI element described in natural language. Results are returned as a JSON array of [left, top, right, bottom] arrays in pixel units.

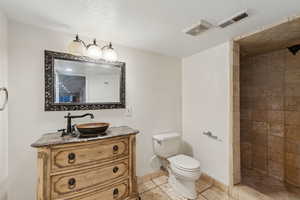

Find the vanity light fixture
[[68, 34, 86, 56], [86, 39, 102, 59], [68, 35, 118, 62], [102, 42, 118, 62]]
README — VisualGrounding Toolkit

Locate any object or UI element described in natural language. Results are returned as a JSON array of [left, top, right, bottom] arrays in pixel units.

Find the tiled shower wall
[[240, 49, 300, 186]]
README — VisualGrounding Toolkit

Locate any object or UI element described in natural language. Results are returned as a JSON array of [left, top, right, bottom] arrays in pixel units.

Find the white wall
[[8, 21, 182, 200], [0, 10, 8, 200], [182, 42, 231, 185]]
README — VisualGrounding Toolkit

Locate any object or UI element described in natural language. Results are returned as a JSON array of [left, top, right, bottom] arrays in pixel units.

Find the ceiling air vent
[[183, 20, 212, 36], [218, 10, 249, 28]]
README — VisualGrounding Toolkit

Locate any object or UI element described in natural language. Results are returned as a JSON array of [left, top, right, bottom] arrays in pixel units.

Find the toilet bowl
[[152, 133, 201, 199], [168, 154, 201, 199]]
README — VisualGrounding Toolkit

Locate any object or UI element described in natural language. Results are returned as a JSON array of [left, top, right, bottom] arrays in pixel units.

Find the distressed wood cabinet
[[31, 126, 139, 200]]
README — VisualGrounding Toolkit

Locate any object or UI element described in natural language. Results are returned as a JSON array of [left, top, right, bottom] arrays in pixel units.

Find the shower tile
[[285, 111, 300, 125], [268, 136, 284, 153], [268, 161, 284, 181], [267, 111, 284, 123], [286, 165, 300, 186], [252, 132, 268, 146], [269, 123, 284, 137], [240, 109, 252, 120], [241, 97, 253, 110], [286, 125, 300, 141], [253, 98, 268, 110], [285, 83, 300, 96], [286, 153, 300, 167], [286, 139, 300, 154], [268, 149, 284, 163], [267, 96, 284, 111], [252, 121, 268, 134], [252, 110, 268, 122], [285, 70, 300, 83], [253, 155, 268, 172], [284, 96, 298, 111]]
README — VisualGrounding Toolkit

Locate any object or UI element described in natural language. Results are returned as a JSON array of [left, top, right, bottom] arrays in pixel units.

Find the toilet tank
[[152, 133, 181, 158]]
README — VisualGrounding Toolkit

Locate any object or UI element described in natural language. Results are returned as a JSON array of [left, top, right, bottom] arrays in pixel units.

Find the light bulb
[[68, 35, 86, 56], [86, 39, 102, 59], [102, 42, 118, 62]]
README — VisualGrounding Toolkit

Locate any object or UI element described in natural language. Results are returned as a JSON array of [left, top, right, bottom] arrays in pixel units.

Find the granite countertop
[[31, 126, 139, 148]]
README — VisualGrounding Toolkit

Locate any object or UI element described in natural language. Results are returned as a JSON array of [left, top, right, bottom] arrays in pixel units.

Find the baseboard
[[200, 173, 229, 193]]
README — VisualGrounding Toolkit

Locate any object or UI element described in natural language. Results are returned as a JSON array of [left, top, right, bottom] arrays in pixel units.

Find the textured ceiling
[[0, 0, 300, 57]]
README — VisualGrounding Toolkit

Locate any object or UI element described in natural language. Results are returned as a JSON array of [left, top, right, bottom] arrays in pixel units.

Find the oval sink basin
[[76, 123, 110, 136]]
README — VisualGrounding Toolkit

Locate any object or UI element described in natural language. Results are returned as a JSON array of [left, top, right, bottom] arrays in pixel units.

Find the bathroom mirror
[[45, 50, 125, 111]]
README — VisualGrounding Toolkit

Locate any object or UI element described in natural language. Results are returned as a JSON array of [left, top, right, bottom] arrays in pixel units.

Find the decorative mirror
[[45, 50, 125, 111]]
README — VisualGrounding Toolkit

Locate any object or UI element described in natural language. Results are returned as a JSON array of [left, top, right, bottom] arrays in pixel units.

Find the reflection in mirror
[[54, 59, 121, 104]]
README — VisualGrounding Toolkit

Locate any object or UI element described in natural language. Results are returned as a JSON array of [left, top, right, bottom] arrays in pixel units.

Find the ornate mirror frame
[[44, 50, 126, 111]]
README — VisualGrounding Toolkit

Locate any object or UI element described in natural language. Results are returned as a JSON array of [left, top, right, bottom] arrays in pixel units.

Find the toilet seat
[[168, 154, 201, 171], [168, 154, 201, 181]]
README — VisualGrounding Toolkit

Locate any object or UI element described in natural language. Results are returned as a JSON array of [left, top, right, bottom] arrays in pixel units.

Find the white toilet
[[152, 133, 201, 199]]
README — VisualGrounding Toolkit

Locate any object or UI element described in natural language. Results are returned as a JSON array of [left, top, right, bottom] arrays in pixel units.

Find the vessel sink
[[76, 123, 110, 136]]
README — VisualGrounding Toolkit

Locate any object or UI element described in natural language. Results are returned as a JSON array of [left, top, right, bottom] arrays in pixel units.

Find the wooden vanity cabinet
[[33, 131, 139, 200]]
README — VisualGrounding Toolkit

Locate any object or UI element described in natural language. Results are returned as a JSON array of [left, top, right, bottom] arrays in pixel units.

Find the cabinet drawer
[[51, 138, 128, 171], [65, 180, 129, 200], [51, 159, 129, 199]]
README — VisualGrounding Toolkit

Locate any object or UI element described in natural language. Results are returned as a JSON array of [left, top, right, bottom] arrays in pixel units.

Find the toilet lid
[[168, 154, 200, 170]]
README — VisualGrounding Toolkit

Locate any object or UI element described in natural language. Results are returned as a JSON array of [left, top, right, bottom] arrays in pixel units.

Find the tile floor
[[242, 169, 300, 200], [138, 175, 234, 200]]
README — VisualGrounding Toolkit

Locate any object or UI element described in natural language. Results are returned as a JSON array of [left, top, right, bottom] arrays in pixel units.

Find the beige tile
[[138, 181, 157, 194], [201, 187, 231, 200], [140, 187, 171, 200], [159, 183, 187, 200], [197, 195, 208, 200], [196, 178, 213, 193], [152, 175, 168, 185], [138, 173, 153, 184]]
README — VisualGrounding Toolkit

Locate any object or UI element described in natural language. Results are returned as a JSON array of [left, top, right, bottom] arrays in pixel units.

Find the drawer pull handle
[[113, 166, 119, 173], [113, 145, 119, 153], [68, 178, 76, 189], [68, 153, 76, 164], [113, 188, 119, 198]]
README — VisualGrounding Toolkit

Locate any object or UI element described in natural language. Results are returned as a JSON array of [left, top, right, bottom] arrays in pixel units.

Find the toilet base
[[168, 169, 198, 199]]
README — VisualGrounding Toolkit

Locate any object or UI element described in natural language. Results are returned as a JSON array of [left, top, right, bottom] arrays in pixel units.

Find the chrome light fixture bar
[[68, 34, 118, 62]]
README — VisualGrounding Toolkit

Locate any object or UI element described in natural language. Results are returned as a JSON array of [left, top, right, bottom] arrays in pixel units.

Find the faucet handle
[[71, 124, 76, 132], [64, 112, 71, 118], [58, 128, 67, 136]]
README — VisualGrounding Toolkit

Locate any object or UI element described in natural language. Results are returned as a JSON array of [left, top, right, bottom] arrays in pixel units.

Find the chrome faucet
[[60, 112, 94, 136]]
